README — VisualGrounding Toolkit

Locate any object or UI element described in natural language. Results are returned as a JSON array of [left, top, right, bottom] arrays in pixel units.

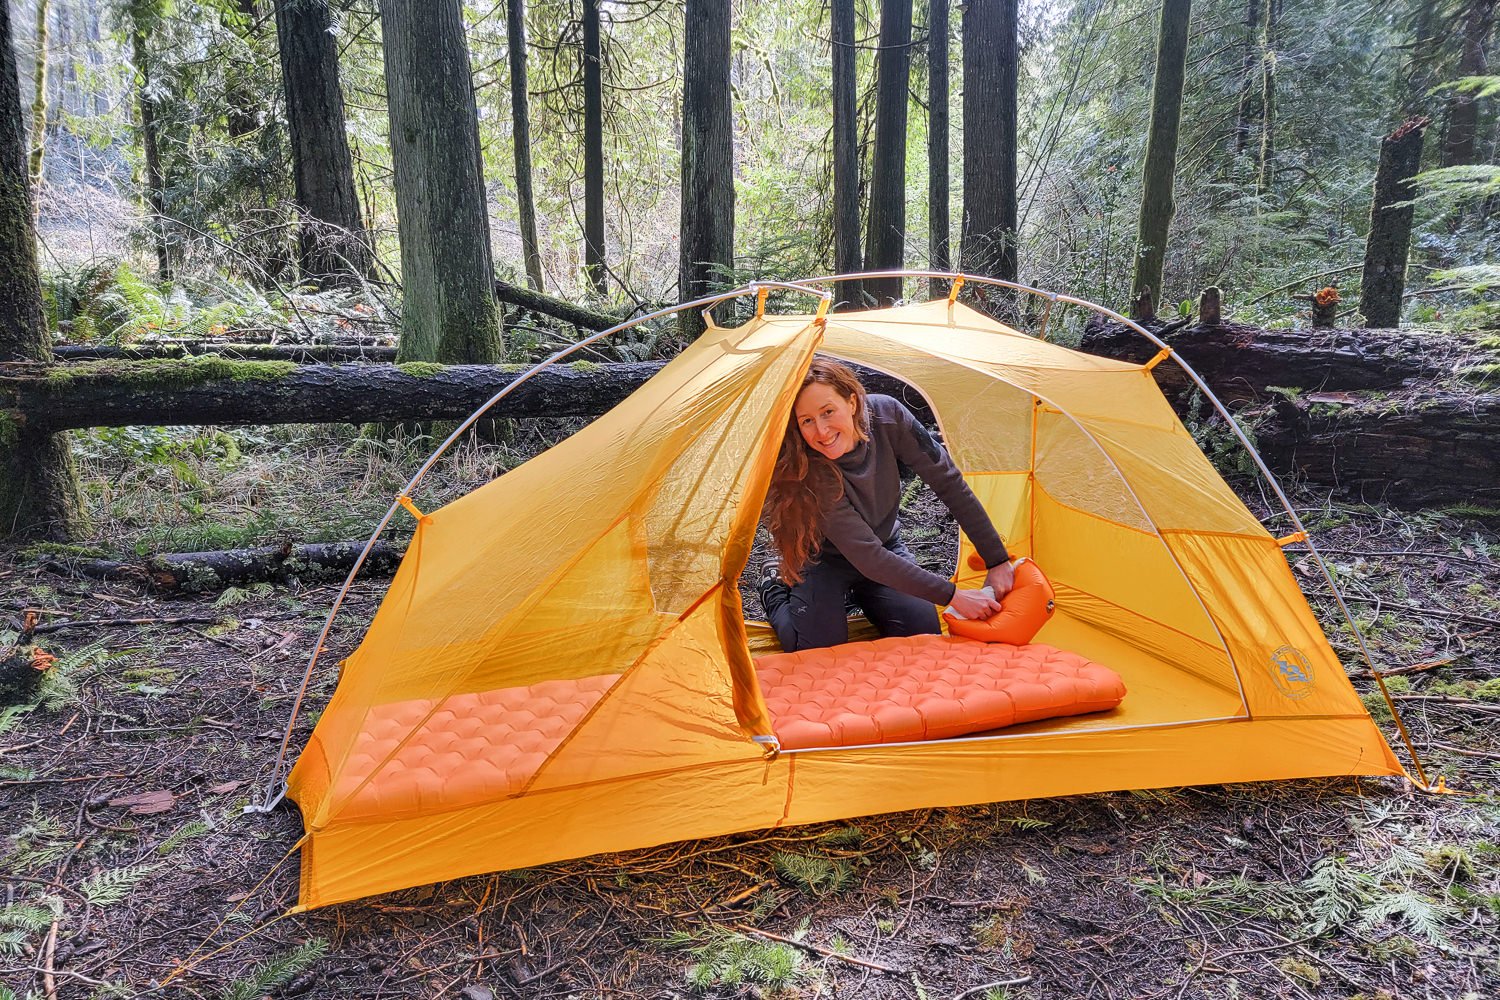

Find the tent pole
[[792, 269, 1433, 787], [252, 282, 832, 813]]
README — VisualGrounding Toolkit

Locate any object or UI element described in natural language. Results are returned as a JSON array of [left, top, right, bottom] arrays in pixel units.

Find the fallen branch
[[44, 541, 407, 593], [493, 276, 624, 331], [731, 922, 906, 975], [31, 615, 223, 636]]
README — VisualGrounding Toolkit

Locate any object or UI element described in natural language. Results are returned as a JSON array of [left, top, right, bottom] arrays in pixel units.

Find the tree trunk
[[831, 0, 861, 301], [50, 541, 408, 592], [863, 0, 914, 305], [1232, 0, 1260, 158], [927, 0, 950, 300], [379, 0, 503, 364], [1253, 390, 1500, 507], [0, 2, 81, 539], [493, 275, 622, 330], [26, 0, 47, 220], [131, 21, 171, 281], [678, 0, 734, 339], [582, 0, 606, 296], [1080, 316, 1493, 400], [1360, 117, 1429, 328], [1, 358, 934, 431], [1440, 0, 1497, 168], [961, 0, 1019, 284], [1256, 0, 1276, 196], [1130, 0, 1191, 318], [507, 0, 544, 292], [274, 0, 373, 286], [53, 343, 401, 363]]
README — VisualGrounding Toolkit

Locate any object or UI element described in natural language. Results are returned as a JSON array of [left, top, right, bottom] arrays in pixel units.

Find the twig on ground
[[954, 974, 1033, 999], [32, 615, 221, 636]]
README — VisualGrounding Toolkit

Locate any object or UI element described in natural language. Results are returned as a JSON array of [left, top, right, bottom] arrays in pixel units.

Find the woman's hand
[[985, 562, 1016, 599], [949, 588, 1002, 621]]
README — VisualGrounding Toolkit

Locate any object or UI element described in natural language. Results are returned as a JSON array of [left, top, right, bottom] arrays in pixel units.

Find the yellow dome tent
[[272, 280, 1409, 910]]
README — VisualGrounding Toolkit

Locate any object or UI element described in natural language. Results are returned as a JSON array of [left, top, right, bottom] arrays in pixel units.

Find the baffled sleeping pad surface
[[330, 674, 620, 820], [756, 634, 1127, 750], [330, 636, 1124, 818]]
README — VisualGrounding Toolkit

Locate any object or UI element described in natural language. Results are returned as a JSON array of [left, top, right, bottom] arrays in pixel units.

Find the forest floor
[[1, 426, 1498, 1000]]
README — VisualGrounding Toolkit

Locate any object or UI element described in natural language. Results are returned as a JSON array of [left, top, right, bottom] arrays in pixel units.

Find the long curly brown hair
[[764, 358, 870, 584]]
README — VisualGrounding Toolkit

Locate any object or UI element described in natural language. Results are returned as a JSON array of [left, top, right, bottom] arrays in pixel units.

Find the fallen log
[[53, 343, 399, 363], [0, 358, 932, 432], [44, 540, 407, 592], [493, 276, 624, 331], [1080, 318, 1497, 397], [1249, 389, 1500, 507]]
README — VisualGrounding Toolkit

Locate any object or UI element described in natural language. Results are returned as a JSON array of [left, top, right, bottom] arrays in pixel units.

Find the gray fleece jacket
[[819, 393, 1010, 605]]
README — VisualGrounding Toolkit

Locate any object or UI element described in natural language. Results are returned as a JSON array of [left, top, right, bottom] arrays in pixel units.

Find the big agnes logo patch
[[1269, 645, 1315, 700]]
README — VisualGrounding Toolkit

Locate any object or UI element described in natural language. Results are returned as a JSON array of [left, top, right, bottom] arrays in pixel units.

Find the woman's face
[[794, 382, 859, 460]]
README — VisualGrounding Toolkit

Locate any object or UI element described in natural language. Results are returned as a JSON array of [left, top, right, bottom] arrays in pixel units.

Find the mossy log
[[52, 343, 399, 363], [45, 540, 407, 592], [1080, 317, 1495, 398], [0, 357, 933, 432], [1251, 390, 1500, 507], [493, 276, 624, 331]]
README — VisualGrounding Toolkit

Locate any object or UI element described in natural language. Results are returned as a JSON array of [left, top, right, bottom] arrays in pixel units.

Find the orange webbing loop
[[1276, 531, 1308, 547], [755, 287, 769, 318], [947, 275, 966, 306], [813, 296, 831, 327], [1144, 347, 1172, 371], [396, 495, 429, 523]]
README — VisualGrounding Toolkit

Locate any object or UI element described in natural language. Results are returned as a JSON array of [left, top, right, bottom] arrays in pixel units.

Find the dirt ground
[[2, 481, 1498, 1000]]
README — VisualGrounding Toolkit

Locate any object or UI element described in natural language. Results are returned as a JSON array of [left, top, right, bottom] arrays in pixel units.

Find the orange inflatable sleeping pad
[[757, 634, 1127, 750], [325, 637, 1124, 818]]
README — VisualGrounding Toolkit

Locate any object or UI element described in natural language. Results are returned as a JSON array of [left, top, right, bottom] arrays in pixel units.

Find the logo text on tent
[[1269, 644, 1315, 700]]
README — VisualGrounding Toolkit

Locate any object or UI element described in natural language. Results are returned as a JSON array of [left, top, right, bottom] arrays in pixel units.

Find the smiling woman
[[759, 357, 1017, 652]]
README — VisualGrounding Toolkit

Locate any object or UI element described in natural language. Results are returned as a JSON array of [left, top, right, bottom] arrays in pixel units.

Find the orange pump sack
[[943, 556, 1056, 644]]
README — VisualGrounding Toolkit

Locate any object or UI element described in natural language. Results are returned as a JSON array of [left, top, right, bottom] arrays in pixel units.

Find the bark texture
[[380, 0, 503, 363], [582, 0, 606, 295], [1130, 0, 1191, 315], [131, 21, 171, 280], [1440, 0, 1497, 167], [0, 2, 81, 539], [1257, 0, 1277, 194], [26, 0, 46, 216], [961, 0, 1019, 283], [863, 0, 914, 305], [1359, 118, 1429, 328], [273, 0, 372, 285], [1, 359, 934, 431], [831, 0, 861, 300], [1254, 391, 1500, 507], [493, 275, 622, 329], [507, 0, 544, 291], [928, 0, 950, 300], [49, 541, 408, 592], [53, 343, 400, 363], [678, 0, 734, 339], [1080, 317, 1496, 399]]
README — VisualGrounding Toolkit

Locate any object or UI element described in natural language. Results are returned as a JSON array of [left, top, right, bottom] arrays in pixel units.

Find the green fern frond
[[80, 864, 159, 907], [0, 903, 56, 932], [1299, 856, 1374, 936], [157, 821, 212, 856], [219, 937, 329, 1000], [1359, 891, 1455, 945]]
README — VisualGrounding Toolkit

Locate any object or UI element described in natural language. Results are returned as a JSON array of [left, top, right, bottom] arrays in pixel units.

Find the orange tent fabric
[[287, 300, 1403, 909]]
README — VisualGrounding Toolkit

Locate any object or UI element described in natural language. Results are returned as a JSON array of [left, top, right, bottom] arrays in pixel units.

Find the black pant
[[759, 538, 942, 653]]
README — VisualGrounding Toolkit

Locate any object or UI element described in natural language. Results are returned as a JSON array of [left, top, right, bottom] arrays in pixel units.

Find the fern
[[80, 864, 159, 907], [219, 938, 329, 1000], [772, 851, 854, 896], [0, 703, 29, 736], [156, 821, 212, 856], [1359, 890, 1455, 945], [1299, 856, 1373, 936], [0, 903, 57, 931]]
